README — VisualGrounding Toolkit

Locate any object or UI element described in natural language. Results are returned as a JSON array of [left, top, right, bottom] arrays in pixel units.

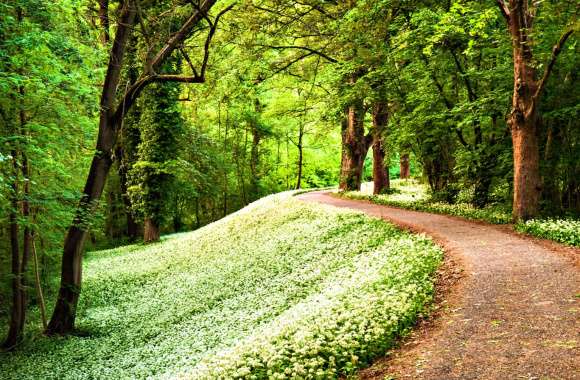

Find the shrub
[[341, 192, 512, 225], [515, 219, 580, 247]]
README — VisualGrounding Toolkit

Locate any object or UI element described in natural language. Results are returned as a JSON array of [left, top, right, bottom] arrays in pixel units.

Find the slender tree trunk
[[372, 102, 390, 194], [19, 148, 32, 334], [250, 126, 261, 196], [222, 105, 228, 217], [31, 236, 47, 329], [46, 1, 137, 335], [339, 101, 371, 191], [400, 153, 410, 179], [295, 124, 304, 190], [3, 84, 31, 350], [48, 0, 219, 334], [3, 153, 23, 350], [143, 217, 160, 243]]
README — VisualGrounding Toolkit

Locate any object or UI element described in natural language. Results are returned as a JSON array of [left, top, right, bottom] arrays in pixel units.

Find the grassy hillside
[[0, 192, 442, 379]]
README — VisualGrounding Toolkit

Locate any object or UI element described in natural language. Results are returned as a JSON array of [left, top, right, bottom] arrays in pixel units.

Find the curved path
[[298, 191, 579, 380]]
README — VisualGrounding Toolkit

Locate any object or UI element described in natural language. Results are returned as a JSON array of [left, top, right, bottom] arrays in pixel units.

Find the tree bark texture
[[339, 101, 371, 191], [506, 0, 541, 220], [399, 154, 410, 179], [498, 0, 573, 220], [371, 102, 390, 194], [143, 217, 160, 243]]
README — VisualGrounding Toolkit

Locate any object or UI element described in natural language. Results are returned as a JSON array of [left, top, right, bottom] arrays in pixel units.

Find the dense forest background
[[0, 0, 578, 346]]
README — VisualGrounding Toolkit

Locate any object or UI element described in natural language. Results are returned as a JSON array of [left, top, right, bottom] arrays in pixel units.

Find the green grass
[[0, 191, 442, 379]]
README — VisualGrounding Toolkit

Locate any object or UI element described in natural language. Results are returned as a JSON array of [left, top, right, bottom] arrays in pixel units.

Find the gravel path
[[298, 191, 580, 380]]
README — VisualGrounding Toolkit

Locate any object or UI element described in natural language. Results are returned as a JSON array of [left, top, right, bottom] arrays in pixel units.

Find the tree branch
[[152, 75, 205, 83], [496, 0, 510, 22], [534, 28, 574, 101], [259, 44, 338, 63], [180, 47, 199, 78], [198, 4, 235, 80], [148, 0, 218, 73]]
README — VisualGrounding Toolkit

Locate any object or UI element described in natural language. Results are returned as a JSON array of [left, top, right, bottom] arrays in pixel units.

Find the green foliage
[[515, 219, 580, 247], [0, 0, 102, 313], [0, 192, 441, 379], [128, 73, 185, 226]]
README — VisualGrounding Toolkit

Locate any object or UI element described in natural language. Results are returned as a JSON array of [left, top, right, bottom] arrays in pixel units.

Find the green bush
[[515, 219, 580, 247], [342, 192, 512, 224]]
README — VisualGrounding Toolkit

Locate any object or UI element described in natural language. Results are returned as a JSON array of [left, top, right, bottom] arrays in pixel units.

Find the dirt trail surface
[[298, 191, 580, 380]]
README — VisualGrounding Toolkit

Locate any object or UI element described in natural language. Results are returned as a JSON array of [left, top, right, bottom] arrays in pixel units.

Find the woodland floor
[[298, 191, 580, 380]]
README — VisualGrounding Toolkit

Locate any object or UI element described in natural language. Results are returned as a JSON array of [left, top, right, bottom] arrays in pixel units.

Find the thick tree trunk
[[143, 217, 160, 243], [339, 101, 371, 191], [510, 114, 541, 220], [400, 153, 410, 179], [371, 103, 390, 194], [498, 0, 573, 220], [506, 0, 541, 221]]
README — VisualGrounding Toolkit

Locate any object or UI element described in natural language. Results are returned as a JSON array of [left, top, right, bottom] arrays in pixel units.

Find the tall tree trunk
[[3, 84, 31, 350], [339, 101, 371, 191], [507, 1, 541, 220], [250, 126, 261, 196], [400, 153, 410, 179], [222, 105, 228, 217], [249, 99, 262, 198], [295, 124, 304, 190], [46, 1, 137, 335], [3, 153, 23, 350], [371, 102, 390, 194], [498, 0, 573, 220], [143, 217, 160, 243], [19, 148, 32, 334]]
